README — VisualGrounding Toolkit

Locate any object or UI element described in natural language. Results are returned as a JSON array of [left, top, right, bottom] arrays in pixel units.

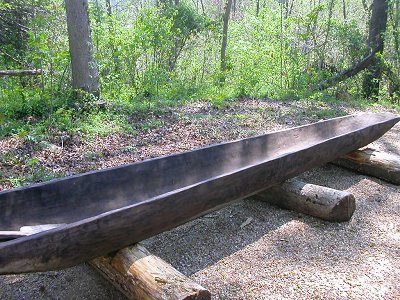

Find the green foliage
[[1, 0, 399, 144], [163, 2, 209, 43]]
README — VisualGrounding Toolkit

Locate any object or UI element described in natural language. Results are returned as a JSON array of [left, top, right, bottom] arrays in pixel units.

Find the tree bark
[[220, 0, 233, 82], [332, 148, 400, 185], [362, 0, 389, 99], [90, 244, 211, 300], [253, 179, 356, 222], [65, 0, 100, 97]]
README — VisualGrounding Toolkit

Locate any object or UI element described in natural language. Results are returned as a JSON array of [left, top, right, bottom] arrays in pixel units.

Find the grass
[[0, 108, 136, 142], [1, 90, 399, 191], [1, 88, 399, 143], [0, 152, 62, 188]]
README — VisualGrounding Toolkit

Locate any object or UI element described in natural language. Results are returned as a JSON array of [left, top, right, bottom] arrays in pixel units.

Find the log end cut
[[329, 193, 356, 222]]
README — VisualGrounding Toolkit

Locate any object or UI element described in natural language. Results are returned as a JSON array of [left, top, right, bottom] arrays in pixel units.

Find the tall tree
[[362, 0, 389, 99], [65, 0, 100, 97], [220, 0, 233, 82]]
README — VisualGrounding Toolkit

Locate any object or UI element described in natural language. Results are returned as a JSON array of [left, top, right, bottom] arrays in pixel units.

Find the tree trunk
[[169, 0, 180, 72], [256, 0, 260, 16], [362, 0, 389, 99], [342, 0, 347, 20], [220, 0, 233, 82], [253, 179, 356, 222], [393, 0, 400, 56], [65, 0, 100, 97], [105, 0, 120, 72], [90, 244, 211, 300], [285, 0, 294, 18], [105, 0, 112, 16], [332, 148, 400, 185]]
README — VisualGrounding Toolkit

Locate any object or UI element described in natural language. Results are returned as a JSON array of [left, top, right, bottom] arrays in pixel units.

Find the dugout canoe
[[0, 112, 399, 274]]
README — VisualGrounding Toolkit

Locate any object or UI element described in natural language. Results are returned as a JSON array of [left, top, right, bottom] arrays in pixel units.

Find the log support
[[253, 179, 356, 222], [332, 148, 400, 185], [90, 243, 211, 300]]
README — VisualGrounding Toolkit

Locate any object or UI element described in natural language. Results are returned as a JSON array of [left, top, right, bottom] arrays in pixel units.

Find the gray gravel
[[1, 100, 399, 299]]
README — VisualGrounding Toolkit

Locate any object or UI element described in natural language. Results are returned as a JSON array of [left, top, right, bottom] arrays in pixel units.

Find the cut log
[[332, 148, 400, 185], [90, 244, 211, 300], [0, 69, 43, 77], [253, 179, 356, 222]]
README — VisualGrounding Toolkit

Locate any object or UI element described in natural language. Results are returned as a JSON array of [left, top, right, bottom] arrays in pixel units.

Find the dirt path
[[1, 99, 399, 299]]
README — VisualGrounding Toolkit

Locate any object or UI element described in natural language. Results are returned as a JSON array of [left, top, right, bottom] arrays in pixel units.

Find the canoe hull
[[0, 113, 399, 274]]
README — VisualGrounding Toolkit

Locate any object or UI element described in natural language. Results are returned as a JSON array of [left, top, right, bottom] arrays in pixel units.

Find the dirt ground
[[0, 99, 399, 299]]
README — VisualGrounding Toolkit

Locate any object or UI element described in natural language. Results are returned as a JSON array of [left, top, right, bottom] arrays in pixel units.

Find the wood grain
[[254, 179, 356, 221], [90, 244, 211, 300], [333, 148, 400, 184]]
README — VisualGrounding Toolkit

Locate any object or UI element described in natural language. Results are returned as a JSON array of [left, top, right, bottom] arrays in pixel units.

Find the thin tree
[[105, 0, 112, 16], [65, 0, 100, 97], [362, 0, 389, 99], [342, 0, 347, 20], [220, 0, 233, 82]]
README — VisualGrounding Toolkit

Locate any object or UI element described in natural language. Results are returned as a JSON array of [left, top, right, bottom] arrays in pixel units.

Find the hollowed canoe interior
[[0, 113, 394, 231]]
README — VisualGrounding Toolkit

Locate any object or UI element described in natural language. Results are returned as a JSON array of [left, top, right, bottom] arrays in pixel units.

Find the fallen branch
[[253, 179, 356, 222], [332, 148, 400, 185], [90, 243, 211, 300], [0, 69, 43, 77], [316, 47, 380, 91]]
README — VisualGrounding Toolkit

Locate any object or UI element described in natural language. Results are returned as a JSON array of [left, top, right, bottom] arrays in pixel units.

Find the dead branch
[[0, 69, 43, 77]]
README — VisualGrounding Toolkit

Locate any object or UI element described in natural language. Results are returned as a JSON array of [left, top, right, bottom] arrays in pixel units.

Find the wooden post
[[90, 244, 211, 300], [332, 148, 400, 185], [253, 179, 356, 222]]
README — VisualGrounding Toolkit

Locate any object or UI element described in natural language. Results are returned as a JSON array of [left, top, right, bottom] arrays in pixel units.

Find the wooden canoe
[[0, 112, 398, 274]]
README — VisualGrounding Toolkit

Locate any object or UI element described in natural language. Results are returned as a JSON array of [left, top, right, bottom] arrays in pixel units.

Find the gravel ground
[[0, 99, 399, 299]]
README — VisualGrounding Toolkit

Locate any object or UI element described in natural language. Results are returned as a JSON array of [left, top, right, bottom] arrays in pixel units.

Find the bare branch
[[0, 69, 43, 77]]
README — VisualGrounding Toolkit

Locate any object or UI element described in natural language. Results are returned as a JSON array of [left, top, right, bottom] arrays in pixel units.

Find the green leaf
[[27, 158, 39, 167]]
